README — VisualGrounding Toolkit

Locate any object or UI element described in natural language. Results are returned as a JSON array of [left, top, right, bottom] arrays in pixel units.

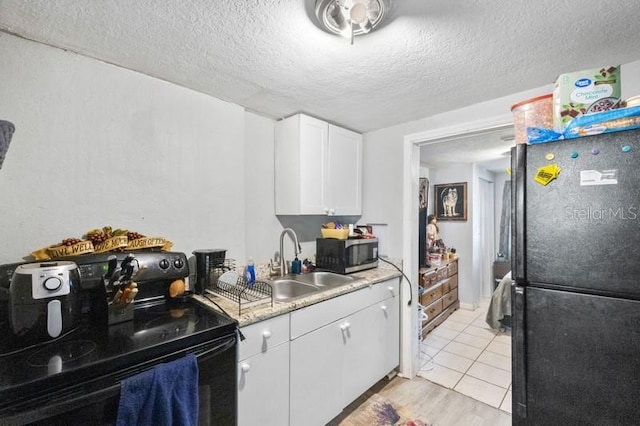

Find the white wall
[[244, 112, 280, 264], [427, 164, 474, 304], [361, 87, 549, 259], [0, 33, 351, 269], [361, 123, 427, 257], [0, 33, 254, 265]]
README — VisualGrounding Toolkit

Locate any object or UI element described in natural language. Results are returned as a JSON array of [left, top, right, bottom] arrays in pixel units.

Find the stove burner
[[27, 340, 97, 367]]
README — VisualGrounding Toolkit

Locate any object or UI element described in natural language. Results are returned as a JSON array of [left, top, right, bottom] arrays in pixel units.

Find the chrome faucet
[[270, 228, 302, 277]]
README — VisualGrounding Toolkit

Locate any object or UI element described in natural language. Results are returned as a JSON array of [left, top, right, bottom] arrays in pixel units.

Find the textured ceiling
[[1, 0, 639, 137], [420, 126, 515, 172]]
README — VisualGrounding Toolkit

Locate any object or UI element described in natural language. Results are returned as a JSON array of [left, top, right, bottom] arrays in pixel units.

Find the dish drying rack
[[205, 259, 273, 315]]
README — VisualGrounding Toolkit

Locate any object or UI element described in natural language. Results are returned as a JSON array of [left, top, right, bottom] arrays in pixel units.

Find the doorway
[[400, 114, 513, 378]]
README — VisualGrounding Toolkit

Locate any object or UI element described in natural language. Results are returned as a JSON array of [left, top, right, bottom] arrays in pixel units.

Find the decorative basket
[[321, 228, 349, 240]]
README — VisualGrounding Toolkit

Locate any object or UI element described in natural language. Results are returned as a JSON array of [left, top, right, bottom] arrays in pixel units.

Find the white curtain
[[498, 180, 511, 259], [479, 178, 495, 300]]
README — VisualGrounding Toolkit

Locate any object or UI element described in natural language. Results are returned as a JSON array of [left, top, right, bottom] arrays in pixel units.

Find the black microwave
[[316, 238, 379, 274]]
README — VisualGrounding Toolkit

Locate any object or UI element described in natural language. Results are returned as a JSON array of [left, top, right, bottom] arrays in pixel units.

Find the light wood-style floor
[[329, 374, 512, 426]]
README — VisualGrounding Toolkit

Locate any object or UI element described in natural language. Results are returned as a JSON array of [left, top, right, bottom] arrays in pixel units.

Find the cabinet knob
[[329, 208, 335, 215], [387, 286, 394, 293], [340, 322, 351, 331], [380, 305, 387, 311], [241, 363, 251, 373], [263, 330, 272, 339], [323, 207, 329, 214]]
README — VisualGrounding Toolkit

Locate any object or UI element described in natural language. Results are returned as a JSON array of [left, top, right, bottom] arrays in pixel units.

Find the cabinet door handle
[[340, 322, 351, 331], [262, 330, 271, 339], [241, 363, 251, 373]]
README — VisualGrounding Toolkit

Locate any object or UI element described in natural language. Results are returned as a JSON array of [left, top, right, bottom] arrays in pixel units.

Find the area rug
[[335, 393, 431, 426]]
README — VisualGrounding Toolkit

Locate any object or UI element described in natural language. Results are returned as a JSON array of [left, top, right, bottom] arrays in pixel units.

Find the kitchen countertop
[[193, 264, 402, 328]]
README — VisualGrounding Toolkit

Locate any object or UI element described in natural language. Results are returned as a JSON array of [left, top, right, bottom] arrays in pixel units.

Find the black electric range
[[0, 251, 238, 425]]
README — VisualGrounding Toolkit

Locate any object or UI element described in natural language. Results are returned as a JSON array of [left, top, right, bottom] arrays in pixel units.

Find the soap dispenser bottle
[[291, 256, 302, 275], [245, 257, 255, 285]]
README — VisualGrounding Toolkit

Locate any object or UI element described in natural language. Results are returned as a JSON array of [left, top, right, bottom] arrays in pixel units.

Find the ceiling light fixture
[[314, 0, 390, 44]]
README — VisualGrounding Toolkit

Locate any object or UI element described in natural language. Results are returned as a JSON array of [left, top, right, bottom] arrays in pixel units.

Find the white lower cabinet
[[236, 278, 400, 426], [290, 318, 345, 425], [342, 297, 399, 407], [238, 315, 290, 426], [290, 278, 400, 426]]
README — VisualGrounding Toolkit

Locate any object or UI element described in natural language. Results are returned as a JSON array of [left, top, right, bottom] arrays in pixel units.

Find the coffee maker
[[192, 249, 227, 294]]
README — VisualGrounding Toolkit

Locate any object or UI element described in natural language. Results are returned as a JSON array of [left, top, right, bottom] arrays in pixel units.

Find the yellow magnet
[[534, 164, 561, 186]]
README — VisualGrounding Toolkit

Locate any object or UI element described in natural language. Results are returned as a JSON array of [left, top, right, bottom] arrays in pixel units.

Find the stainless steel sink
[[269, 279, 318, 302], [268, 272, 359, 302], [293, 271, 357, 287]]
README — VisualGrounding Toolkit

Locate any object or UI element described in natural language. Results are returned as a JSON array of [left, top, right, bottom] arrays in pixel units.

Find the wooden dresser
[[419, 258, 459, 339]]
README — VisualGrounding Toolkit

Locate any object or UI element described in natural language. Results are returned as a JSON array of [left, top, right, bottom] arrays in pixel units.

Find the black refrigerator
[[511, 127, 640, 425]]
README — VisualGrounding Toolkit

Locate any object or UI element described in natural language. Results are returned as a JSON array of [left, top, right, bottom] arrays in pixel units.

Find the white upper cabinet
[[326, 124, 362, 215], [275, 114, 362, 215]]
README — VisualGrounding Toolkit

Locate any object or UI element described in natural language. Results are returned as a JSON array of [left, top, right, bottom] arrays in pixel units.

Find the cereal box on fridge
[[553, 66, 621, 132]]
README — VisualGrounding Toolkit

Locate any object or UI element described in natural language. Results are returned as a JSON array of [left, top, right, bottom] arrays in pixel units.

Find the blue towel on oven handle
[[116, 353, 199, 426]]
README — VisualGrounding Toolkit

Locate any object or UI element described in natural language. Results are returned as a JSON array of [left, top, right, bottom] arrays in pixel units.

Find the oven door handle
[[193, 335, 236, 359]]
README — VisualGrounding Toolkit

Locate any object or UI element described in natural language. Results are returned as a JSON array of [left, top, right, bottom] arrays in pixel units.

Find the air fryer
[[9, 261, 80, 342]]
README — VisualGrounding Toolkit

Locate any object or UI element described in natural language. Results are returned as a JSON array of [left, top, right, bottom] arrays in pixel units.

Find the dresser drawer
[[442, 288, 458, 309], [442, 279, 450, 294], [424, 298, 443, 321], [421, 270, 437, 288], [448, 260, 458, 276], [436, 266, 448, 281], [448, 274, 458, 290], [442, 275, 457, 293], [434, 306, 454, 327], [420, 284, 443, 306]]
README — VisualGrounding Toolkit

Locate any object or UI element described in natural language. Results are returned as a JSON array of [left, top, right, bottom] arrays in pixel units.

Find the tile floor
[[418, 299, 512, 413]]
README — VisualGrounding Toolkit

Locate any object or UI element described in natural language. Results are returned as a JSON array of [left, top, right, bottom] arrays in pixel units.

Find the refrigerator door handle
[[513, 284, 527, 421], [511, 144, 526, 281]]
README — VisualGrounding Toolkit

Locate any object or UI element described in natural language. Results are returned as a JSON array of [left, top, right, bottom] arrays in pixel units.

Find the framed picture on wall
[[419, 177, 429, 210], [434, 182, 467, 221]]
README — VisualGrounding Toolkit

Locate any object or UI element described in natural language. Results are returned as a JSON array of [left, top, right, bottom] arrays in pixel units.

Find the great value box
[[553, 66, 621, 132]]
